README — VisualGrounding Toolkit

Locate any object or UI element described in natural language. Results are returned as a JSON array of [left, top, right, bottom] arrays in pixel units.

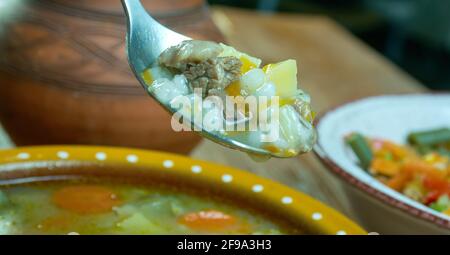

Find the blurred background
[[208, 0, 450, 91], [0, 0, 449, 234], [0, 0, 448, 152]]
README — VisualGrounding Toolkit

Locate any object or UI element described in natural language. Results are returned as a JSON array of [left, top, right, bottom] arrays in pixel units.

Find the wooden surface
[[190, 6, 425, 218], [0, 6, 426, 221]]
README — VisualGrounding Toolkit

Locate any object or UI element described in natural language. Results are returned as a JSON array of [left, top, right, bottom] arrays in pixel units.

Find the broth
[[0, 178, 292, 235]]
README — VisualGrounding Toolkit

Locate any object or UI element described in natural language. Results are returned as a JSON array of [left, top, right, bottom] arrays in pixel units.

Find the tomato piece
[[423, 190, 443, 205], [52, 185, 121, 214], [422, 175, 449, 193]]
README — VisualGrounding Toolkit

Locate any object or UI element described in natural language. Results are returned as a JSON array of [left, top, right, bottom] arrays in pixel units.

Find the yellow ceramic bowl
[[0, 146, 365, 235]]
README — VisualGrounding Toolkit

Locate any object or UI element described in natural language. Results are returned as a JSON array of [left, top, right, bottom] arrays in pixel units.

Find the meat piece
[[159, 40, 223, 70], [184, 57, 241, 96], [158, 40, 242, 97]]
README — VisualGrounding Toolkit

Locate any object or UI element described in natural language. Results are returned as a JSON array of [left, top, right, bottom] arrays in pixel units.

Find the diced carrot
[[240, 56, 257, 74], [179, 210, 249, 233], [52, 185, 121, 214], [402, 160, 445, 178], [142, 69, 154, 85], [382, 141, 410, 160], [386, 170, 413, 191], [264, 145, 281, 154], [225, 81, 242, 96], [370, 158, 400, 177]]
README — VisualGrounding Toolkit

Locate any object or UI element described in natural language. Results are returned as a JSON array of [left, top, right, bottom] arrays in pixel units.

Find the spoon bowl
[[121, 0, 275, 158]]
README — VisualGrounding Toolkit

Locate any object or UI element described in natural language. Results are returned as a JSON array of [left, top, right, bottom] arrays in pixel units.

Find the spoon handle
[[121, 0, 145, 17], [121, 0, 190, 74], [121, 0, 158, 28]]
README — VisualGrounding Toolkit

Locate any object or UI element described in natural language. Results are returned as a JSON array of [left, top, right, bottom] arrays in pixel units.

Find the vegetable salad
[[346, 128, 450, 216]]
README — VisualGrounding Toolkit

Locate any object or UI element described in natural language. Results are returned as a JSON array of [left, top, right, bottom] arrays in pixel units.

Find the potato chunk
[[264, 59, 298, 98]]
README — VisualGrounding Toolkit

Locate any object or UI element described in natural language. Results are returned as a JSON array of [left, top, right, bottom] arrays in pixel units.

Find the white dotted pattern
[[57, 151, 69, 159], [281, 196, 293, 204], [11, 151, 332, 228], [191, 165, 202, 173], [312, 212, 322, 221], [221, 174, 233, 183], [336, 230, 347, 235], [95, 152, 107, 161], [17, 153, 30, 159], [163, 160, 174, 168], [252, 184, 264, 193], [126, 154, 138, 163]]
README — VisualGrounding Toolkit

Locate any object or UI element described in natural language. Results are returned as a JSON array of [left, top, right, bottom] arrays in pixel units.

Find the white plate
[[315, 94, 450, 232]]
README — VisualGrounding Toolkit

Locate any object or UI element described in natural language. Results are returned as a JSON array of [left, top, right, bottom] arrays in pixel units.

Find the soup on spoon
[[142, 40, 317, 158]]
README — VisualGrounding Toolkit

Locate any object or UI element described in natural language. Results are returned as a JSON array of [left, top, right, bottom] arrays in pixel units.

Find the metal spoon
[[121, 0, 274, 158]]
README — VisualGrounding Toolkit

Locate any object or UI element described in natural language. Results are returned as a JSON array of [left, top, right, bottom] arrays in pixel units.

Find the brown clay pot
[[0, 0, 224, 154]]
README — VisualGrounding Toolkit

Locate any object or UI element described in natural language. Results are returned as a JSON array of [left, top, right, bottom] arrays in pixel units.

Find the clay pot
[[0, 0, 224, 154]]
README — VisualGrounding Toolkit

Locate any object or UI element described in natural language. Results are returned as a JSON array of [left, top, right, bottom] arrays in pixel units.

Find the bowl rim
[[313, 93, 450, 230], [0, 145, 366, 235]]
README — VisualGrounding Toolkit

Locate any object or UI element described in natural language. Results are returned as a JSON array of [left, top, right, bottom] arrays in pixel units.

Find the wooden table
[[0, 6, 425, 222]]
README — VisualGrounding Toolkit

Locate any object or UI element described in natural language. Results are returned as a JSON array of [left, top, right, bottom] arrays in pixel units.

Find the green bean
[[345, 133, 373, 170], [408, 128, 450, 147], [414, 145, 433, 155], [436, 147, 450, 158]]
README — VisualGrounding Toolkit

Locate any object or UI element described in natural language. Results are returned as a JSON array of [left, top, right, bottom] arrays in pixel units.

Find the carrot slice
[[370, 158, 400, 177], [52, 185, 121, 214], [403, 159, 446, 179], [382, 141, 410, 160], [179, 210, 249, 233], [386, 170, 413, 191], [225, 81, 242, 96]]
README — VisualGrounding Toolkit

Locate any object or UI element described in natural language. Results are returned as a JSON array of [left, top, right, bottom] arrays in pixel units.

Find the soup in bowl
[[0, 146, 365, 235]]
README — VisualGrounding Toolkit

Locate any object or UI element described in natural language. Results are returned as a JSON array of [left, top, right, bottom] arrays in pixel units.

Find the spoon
[[121, 0, 274, 158]]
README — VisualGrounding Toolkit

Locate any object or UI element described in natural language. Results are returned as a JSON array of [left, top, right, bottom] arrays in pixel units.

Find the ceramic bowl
[[315, 94, 450, 234], [0, 145, 365, 235]]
